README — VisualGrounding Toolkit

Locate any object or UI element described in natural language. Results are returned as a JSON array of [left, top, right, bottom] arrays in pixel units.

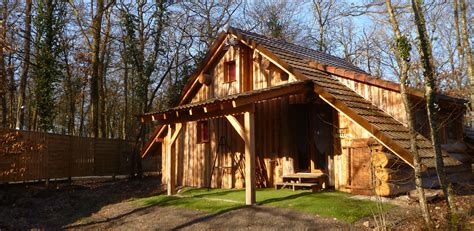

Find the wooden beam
[[244, 111, 256, 205], [166, 123, 182, 196], [170, 123, 183, 145], [152, 103, 255, 125], [141, 81, 311, 123], [178, 32, 228, 104], [166, 125, 175, 195], [225, 115, 245, 141]]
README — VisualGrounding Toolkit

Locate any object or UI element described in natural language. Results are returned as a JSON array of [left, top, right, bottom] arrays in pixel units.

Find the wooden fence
[[0, 129, 158, 183]]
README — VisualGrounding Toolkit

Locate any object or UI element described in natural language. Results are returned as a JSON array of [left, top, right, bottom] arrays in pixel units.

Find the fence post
[[45, 134, 49, 187]]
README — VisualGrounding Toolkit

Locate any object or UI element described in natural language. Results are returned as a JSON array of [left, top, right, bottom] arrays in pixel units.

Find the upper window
[[224, 61, 236, 83], [197, 120, 209, 143], [280, 72, 289, 81]]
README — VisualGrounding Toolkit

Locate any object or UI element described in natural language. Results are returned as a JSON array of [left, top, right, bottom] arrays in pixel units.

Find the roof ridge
[[230, 27, 367, 74]]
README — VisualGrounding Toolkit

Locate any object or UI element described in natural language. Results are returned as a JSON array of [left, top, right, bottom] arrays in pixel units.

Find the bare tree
[[459, 0, 474, 126], [386, 0, 432, 227], [15, 0, 32, 130], [312, 0, 338, 52], [411, 0, 456, 221], [0, 1, 8, 127]]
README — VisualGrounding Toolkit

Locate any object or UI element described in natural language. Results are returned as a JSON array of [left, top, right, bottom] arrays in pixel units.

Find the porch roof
[[140, 80, 313, 157], [140, 80, 313, 124]]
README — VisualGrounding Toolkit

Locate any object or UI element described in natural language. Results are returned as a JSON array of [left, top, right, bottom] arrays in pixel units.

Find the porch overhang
[[139, 80, 314, 205], [140, 80, 314, 125]]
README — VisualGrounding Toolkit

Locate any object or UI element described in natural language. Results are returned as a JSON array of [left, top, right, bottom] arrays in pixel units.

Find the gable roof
[[141, 27, 461, 168]]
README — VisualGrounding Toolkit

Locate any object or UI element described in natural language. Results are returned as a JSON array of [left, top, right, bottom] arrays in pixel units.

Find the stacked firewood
[[369, 143, 415, 196]]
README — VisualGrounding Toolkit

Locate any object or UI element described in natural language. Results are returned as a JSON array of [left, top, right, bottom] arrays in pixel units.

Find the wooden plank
[[166, 125, 175, 195], [225, 115, 245, 141], [244, 111, 256, 205]]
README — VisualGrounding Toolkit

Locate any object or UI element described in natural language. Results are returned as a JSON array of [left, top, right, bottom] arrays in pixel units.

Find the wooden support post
[[167, 123, 182, 196], [244, 111, 256, 205], [166, 125, 175, 195]]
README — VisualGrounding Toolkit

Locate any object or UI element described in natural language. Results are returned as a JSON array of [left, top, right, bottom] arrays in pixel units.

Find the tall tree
[[15, 0, 32, 130], [312, 0, 337, 52], [0, 0, 7, 127], [411, 0, 456, 220], [33, 0, 66, 131], [90, 0, 104, 138], [241, 0, 303, 43], [386, 0, 432, 227], [459, 0, 474, 126]]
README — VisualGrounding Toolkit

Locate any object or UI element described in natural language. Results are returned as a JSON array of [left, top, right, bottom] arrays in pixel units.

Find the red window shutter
[[228, 62, 236, 82], [224, 61, 236, 82], [197, 121, 209, 143], [202, 121, 209, 142]]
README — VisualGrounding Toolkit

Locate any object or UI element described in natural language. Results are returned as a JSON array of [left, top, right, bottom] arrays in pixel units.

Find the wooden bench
[[275, 172, 328, 192], [275, 182, 321, 192]]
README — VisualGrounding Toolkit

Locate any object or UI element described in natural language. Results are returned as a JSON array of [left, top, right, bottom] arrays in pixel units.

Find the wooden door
[[290, 104, 310, 172], [348, 145, 374, 195]]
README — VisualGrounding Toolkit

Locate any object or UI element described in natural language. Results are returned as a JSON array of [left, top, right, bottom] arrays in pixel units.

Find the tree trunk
[[453, 0, 464, 62], [460, 0, 474, 126], [0, 2, 8, 128], [121, 41, 129, 140], [7, 34, 15, 128], [386, 0, 432, 227], [98, 8, 111, 138], [90, 0, 104, 138], [411, 0, 456, 221], [63, 47, 75, 135], [15, 0, 32, 130], [79, 79, 86, 136]]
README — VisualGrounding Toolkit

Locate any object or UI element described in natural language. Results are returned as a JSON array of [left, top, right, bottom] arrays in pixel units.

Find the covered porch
[[140, 80, 335, 205]]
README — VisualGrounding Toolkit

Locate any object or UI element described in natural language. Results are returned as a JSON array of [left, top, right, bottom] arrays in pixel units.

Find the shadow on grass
[[168, 190, 315, 230]]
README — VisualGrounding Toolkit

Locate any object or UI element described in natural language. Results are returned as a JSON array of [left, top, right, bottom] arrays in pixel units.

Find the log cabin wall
[[162, 96, 307, 189], [334, 111, 372, 193], [161, 44, 303, 189]]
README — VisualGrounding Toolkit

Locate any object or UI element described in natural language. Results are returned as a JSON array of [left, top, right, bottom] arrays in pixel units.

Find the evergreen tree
[[33, 0, 66, 131]]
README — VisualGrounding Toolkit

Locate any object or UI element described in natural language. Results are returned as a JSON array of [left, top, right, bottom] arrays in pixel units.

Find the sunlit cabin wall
[[334, 112, 372, 193], [164, 44, 303, 189], [334, 76, 408, 125]]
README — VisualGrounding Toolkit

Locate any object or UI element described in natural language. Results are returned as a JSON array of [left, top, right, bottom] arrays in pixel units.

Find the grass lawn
[[135, 188, 394, 223]]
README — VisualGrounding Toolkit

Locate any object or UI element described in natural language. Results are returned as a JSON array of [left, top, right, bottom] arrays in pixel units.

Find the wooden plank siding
[[162, 95, 311, 189], [0, 129, 155, 184], [158, 44, 305, 189], [334, 76, 408, 125]]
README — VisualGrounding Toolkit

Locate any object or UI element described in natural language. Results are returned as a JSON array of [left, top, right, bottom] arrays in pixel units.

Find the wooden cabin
[[140, 27, 472, 204]]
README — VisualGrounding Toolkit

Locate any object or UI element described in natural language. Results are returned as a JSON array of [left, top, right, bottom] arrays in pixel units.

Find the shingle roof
[[231, 28, 459, 168], [234, 28, 367, 74]]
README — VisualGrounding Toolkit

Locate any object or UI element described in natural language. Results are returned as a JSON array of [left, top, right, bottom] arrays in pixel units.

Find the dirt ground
[[0, 177, 472, 230]]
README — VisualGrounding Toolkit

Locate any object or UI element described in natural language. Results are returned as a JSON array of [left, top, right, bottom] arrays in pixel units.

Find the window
[[197, 120, 209, 143], [224, 61, 236, 82], [280, 72, 289, 81]]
